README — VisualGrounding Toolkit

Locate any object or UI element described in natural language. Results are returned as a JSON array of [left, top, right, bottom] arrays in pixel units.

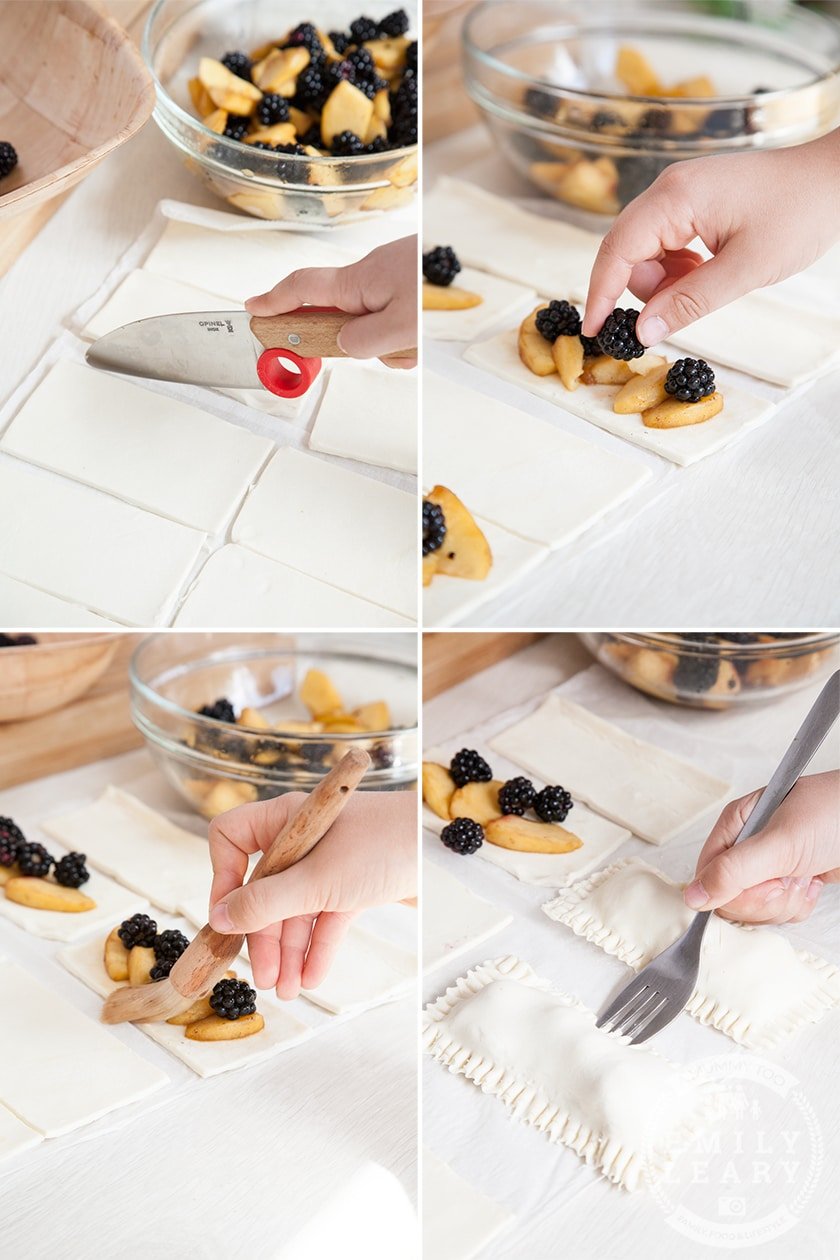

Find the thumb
[[209, 861, 324, 934], [685, 831, 784, 911], [337, 309, 411, 360], [635, 239, 756, 345]]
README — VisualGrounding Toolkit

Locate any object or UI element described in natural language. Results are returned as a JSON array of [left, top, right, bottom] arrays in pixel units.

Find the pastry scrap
[[422, 246, 483, 311], [516, 299, 723, 430], [187, 15, 416, 159], [184, 668, 398, 815], [423, 749, 583, 856], [0, 820, 95, 911], [103, 913, 264, 1042], [423, 487, 493, 587]]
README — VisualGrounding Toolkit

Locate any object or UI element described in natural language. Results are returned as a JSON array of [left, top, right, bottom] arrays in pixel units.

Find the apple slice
[[449, 780, 505, 826], [246, 124, 297, 146], [628, 352, 668, 376], [422, 763, 456, 820], [199, 780, 258, 820], [0, 863, 19, 887], [552, 335, 585, 390], [583, 355, 634, 386], [557, 159, 619, 215], [199, 57, 262, 113], [518, 308, 557, 376], [5, 877, 95, 913], [300, 668, 343, 719], [616, 45, 662, 96], [321, 80, 374, 146], [128, 945, 156, 986], [352, 701, 391, 732], [104, 927, 130, 982], [643, 391, 724, 429], [238, 706, 270, 730], [186, 1012, 265, 1041], [423, 284, 483, 311], [425, 486, 492, 581], [252, 47, 310, 94], [484, 816, 583, 854], [613, 363, 669, 414]]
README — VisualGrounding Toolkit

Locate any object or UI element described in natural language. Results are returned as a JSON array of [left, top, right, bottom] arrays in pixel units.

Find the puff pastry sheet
[[489, 693, 731, 844], [544, 858, 840, 1049], [424, 955, 725, 1191]]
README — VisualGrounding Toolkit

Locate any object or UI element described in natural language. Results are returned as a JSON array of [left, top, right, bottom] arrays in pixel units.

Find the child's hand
[[246, 234, 417, 368], [583, 128, 840, 347], [684, 771, 840, 924], [208, 789, 417, 998]]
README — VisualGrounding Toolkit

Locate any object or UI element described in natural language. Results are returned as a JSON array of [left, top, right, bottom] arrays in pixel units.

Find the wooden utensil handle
[[251, 311, 416, 362], [250, 309, 351, 358], [170, 748, 371, 998]]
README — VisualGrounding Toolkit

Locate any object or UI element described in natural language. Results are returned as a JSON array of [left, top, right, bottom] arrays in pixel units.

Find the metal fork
[[596, 668, 840, 1045]]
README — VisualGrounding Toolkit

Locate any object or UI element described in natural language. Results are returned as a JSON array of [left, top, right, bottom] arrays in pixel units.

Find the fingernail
[[763, 885, 785, 904], [684, 880, 709, 909], [210, 901, 233, 932], [637, 314, 668, 345], [336, 327, 348, 353], [807, 878, 823, 902]]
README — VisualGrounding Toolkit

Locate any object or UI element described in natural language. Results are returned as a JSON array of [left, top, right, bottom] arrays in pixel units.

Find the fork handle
[[687, 669, 839, 942], [728, 668, 839, 848]]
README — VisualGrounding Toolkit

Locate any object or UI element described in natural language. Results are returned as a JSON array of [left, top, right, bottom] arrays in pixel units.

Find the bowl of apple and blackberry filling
[[143, 0, 418, 225], [130, 633, 418, 820], [462, 0, 840, 225], [581, 632, 839, 710]]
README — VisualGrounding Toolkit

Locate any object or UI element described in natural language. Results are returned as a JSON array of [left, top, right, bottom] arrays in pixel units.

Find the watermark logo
[[645, 1053, 823, 1249]]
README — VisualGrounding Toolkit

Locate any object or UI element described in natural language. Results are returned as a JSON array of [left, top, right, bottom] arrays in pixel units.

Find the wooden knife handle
[[170, 748, 371, 998], [250, 309, 416, 362]]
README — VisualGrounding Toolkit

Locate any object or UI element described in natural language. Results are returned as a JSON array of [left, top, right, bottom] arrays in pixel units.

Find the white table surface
[[424, 130, 840, 628], [423, 638, 840, 1260], [0, 748, 418, 1260]]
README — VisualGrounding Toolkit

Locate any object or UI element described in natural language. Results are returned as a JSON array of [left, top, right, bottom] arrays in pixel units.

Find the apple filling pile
[[423, 748, 582, 856], [518, 299, 723, 429], [423, 487, 493, 588]]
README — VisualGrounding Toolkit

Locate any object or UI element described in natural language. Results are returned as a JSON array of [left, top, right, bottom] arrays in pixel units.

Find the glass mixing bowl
[[143, 0, 417, 226], [581, 632, 839, 710], [463, 0, 840, 225], [130, 633, 418, 818]]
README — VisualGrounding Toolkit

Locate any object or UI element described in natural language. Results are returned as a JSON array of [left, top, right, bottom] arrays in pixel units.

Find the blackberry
[[0, 632, 37, 646], [329, 30, 350, 55], [153, 929, 190, 964], [223, 115, 251, 142], [0, 817, 25, 867], [210, 977, 257, 1020], [718, 633, 761, 645], [673, 654, 720, 695], [284, 22, 323, 59], [702, 106, 749, 139], [332, 129, 366, 156], [350, 16, 379, 44], [524, 87, 555, 119], [423, 499, 446, 555], [664, 358, 715, 404], [150, 958, 177, 981], [591, 109, 622, 132], [0, 141, 18, 179], [596, 308, 644, 361], [220, 51, 252, 81], [294, 63, 326, 109], [16, 842, 53, 878], [390, 73, 417, 144], [198, 698, 236, 724], [533, 785, 573, 824], [274, 142, 308, 155], [405, 40, 417, 76], [498, 777, 536, 816], [635, 108, 670, 136], [300, 742, 332, 770], [257, 93, 290, 126], [379, 9, 409, 37], [440, 817, 484, 856], [370, 741, 395, 770], [580, 333, 601, 358], [118, 913, 158, 949], [449, 748, 492, 788], [357, 75, 388, 101], [616, 155, 670, 208], [249, 142, 275, 151], [300, 123, 324, 148], [54, 852, 90, 888], [423, 245, 460, 287], [347, 47, 375, 78], [535, 299, 581, 342], [324, 59, 355, 93], [367, 136, 389, 153]]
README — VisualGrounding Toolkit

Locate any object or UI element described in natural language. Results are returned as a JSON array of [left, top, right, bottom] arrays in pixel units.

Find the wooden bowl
[[0, 633, 121, 722], [0, 0, 154, 222]]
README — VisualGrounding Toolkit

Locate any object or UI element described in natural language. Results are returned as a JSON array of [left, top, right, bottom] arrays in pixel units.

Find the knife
[[86, 306, 353, 398]]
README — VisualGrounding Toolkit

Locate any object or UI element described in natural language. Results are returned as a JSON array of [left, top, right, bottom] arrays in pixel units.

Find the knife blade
[[85, 308, 352, 389]]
